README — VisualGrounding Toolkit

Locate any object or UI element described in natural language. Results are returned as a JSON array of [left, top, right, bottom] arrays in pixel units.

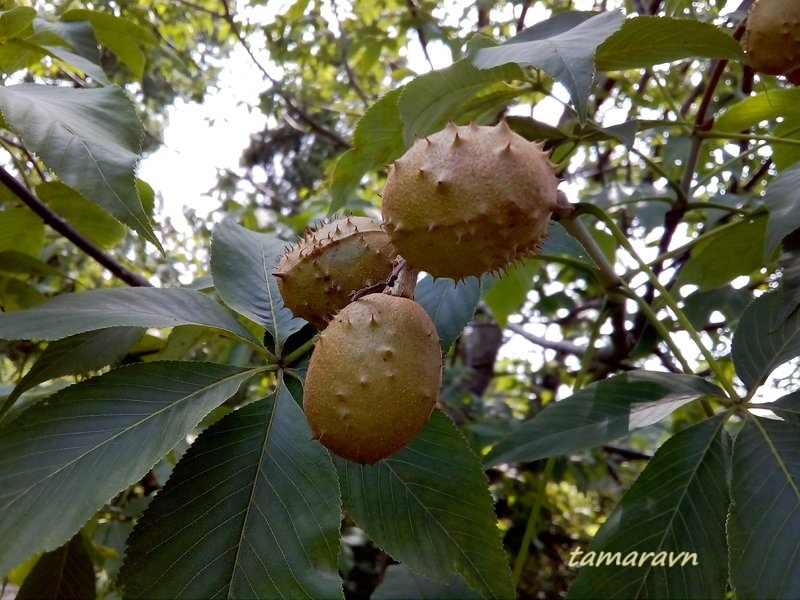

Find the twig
[[218, 0, 351, 150], [631, 8, 748, 343], [0, 166, 152, 288], [405, 0, 435, 71], [175, 0, 226, 18], [742, 158, 773, 191], [0, 134, 47, 181], [506, 322, 587, 356], [516, 0, 531, 32]]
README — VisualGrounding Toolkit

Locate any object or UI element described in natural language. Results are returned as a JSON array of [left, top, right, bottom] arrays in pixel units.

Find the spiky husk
[[275, 216, 396, 328], [381, 121, 558, 280], [303, 293, 442, 464], [744, 0, 800, 79]]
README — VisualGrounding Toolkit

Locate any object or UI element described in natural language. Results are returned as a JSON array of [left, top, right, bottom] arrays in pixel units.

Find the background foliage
[[1, 0, 799, 598]]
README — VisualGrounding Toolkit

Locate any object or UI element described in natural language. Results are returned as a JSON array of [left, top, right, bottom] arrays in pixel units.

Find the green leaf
[[728, 415, 800, 599], [0, 39, 39, 73], [0, 287, 260, 346], [0, 276, 44, 311], [414, 275, 480, 351], [732, 291, 800, 390], [328, 88, 404, 215], [0, 361, 256, 575], [474, 11, 624, 123], [337, 411, 514, 599], [0, 206, 44, 256], [37, 41, 110, 85], [769, 391, 800, 424], [0, 6, 35, 39], [119, 381, 343, 599], [482, 259, 536, 327], [17, 533, 95, 600], [34, 17, 99, 61], [399, 36, 524, 145], [0, 15, 108, 84], [683, 285, 751, 330], [482, 222, 598, 326], [8, 326, 144, 405], [539, 221, 598, 268], [762, 162, 800, 259], [504, 10, 596, 40], [211, 220, 305, 354], [506, 115, 569, 143], [485, 371, 724, 467], [677, 215, 768, 290], [713, 88, 800, 133], [0, 84, 161, 251], [62, 9, 156, 80], [37, 181, 126, 249], [595, 16, 744, 71], [567, 416, 730, 600], [372, 565, 481, 600], [0, 251, 65, 279], [770, 119, 800, 172]]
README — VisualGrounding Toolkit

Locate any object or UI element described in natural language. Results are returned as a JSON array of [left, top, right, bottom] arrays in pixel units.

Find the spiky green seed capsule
[[303, 293, 442, 464], [381, 121, 558, 280], [275, 217, 396, 328], [744, 0, 800, 82]]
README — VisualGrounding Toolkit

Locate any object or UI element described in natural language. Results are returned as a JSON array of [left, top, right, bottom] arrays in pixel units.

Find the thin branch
[[631, 8, 748, 344], [506, 322, 587, 356], [0, 166, 152, 288], [342, 50, 370, 109], [218, 0, 351, 150], [0, 133, 47, 181], [405, 0, 435, 71], [743, 158, 773, 191], [175, 0, 226, 18], [516, 0, 531, 32], [603, 445, 652, 461]]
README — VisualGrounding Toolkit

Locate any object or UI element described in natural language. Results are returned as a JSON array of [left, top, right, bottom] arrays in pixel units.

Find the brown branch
[[175, 0, 225, 18], [0, 133, 47, 181], [405, 0, 435, 70], [743, 158, 773, 191], [516, 0, 531, 32], [218, 0, 351, 150], [603, 445, 652, 461], [506, 322, 587, 356], [0, 166, 152, 287], [343, 55, 370, 109], [631, 6, 749, 344]]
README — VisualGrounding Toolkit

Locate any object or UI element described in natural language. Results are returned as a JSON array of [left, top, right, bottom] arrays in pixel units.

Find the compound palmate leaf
[[567, 416, 730, 600], [0, 287, 260, 346], [120, 380, 342, 600], [485, 370, 724, 467], [211, 220, 305, 354], [728, 415, 800, 599], [0, 361, 257, 574], [0, 84, 160, 251], [337, 411, 514, 599]]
